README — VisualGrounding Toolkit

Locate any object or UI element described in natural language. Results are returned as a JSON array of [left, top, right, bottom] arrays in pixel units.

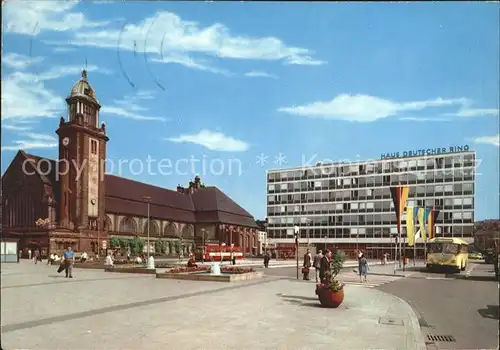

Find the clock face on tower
[[62, 137, 69, 146]]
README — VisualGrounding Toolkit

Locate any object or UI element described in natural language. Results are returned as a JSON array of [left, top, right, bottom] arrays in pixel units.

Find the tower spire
[[82, 59, 88, 80]]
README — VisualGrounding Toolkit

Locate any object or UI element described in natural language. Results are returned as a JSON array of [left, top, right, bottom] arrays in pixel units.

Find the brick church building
[[2, 70, 259, 257]]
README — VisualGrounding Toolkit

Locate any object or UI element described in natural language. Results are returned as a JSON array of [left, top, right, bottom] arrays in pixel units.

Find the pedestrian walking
[[263, 251, 270, 268], [358, 252, 368, 283], [34, 250, 41, 264], [302, 249, 312, 280], [63, 246, 75, 278], [319, 249, 332, 284], [28, 249, 32, 260], [313, 250, 323, 283]]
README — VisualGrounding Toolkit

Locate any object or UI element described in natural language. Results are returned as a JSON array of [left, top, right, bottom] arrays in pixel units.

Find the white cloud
[[2, 124, 33, 131], [53, 46, 77, 53], [444, 106, 499, 118], [2, 64, 112, 122], [399, 117, 451, 122], [1, 72, 63, 122], [45, 11, 324, 68], [2, 53, 44, 70], [166, 130, 249, 152], [2, 0, 109, 35], [245, 71, 277, 79], [101, 91, 167, 121], [151, 54, 231, 76], [1, 132, 57, 152], [472, 134, 500, 147], [10, 64, 111, 83], [278, 94, 469, 122]]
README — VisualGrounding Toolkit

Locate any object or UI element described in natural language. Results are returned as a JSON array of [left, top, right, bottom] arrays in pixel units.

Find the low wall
[[156, 271, 263, 282], [104, 267, 156, 275]]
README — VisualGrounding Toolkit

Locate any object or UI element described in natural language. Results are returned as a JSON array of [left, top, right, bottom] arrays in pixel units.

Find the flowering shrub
[[221, 266, 255, 274], [154, 262, 177, 269], [167, 266, 211, 274], [113, 259, 131, 265]]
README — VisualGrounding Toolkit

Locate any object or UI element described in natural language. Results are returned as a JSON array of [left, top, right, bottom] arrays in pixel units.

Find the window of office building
[[280, 183, 288, 191], [366, 202, 374, 210], [463, 225, 473, 236], [416, 186, 425, 194], [463, 183, 473, 193], [444, 184, 453, 193], [453, 198, 463, 206], [280, 206, 286, 213], [268, 184, 275, 191], [453, 212, 463, 220], [463, 197, 473, 206], [463, 211, 473, 220], [435, 185, 444, 193], [453, 183, 463, 193], [426, 185, 434, 195]]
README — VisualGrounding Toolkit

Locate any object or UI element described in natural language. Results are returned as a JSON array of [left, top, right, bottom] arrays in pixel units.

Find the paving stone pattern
[[1, 260, 426, 350]]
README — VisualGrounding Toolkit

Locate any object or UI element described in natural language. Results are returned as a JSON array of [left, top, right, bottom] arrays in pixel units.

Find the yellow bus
[[426, 237, 469, 272]]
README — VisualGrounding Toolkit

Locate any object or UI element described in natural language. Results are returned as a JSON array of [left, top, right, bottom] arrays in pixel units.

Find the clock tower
[[56, 69, 109, 241]]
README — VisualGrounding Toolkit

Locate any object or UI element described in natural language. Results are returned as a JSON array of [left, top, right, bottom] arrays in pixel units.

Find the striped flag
[[417, 208, 427, 240], [406, 206, 416, 247], [427, 208, 440, 239], [390, 186, 410, 233]]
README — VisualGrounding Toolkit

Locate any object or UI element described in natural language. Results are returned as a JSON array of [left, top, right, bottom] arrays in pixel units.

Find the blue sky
[[2, 1, 499, 220]]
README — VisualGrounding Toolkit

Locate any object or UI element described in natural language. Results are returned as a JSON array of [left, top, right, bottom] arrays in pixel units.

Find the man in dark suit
[[319, 249, 332, 283]]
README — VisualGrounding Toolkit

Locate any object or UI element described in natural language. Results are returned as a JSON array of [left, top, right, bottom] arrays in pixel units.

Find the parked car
[[468, 252, 483, 260]]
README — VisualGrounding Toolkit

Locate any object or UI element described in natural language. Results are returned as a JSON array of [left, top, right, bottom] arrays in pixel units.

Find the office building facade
[[266, 149, 475, 259]]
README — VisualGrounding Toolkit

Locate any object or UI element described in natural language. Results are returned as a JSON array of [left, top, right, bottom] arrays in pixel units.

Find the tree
[[119, 238, 130, 251], [474, 220, 500, 235], [110, 237, 120, 249], [129, 237, 144, 255]]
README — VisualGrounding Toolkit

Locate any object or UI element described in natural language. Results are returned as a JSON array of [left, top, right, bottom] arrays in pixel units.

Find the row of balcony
[[266, 218, 474, 228], [268, 204, 474, 216], [267, 163, 475, 182], [268, 191, 474, 205], [268, 177, 474, 193]]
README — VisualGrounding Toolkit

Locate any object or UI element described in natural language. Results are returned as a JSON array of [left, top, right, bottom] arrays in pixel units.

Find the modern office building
[[266, 148, 476, 259]]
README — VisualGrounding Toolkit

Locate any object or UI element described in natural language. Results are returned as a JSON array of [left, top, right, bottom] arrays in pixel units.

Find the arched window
[[181, 224, 194, 238], [163, 222, 177, 237], [120, 217, 137, 233], [104, 215, 113, 231], [143, 220, 159, 236]]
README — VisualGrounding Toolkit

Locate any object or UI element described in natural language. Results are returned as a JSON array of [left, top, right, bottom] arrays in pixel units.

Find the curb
[[380, 291, 428, 350]]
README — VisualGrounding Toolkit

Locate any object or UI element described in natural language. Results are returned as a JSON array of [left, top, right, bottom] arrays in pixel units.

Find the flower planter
[[316, 283, 344, 308]]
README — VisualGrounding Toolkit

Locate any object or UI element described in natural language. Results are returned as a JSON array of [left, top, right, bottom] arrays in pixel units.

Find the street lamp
[[294, 225, 300, 280], [143, 196, 154, 269], [201, 228, 206, 262]]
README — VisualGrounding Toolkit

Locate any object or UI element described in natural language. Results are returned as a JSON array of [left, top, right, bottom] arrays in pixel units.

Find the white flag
[[415, 229, 420, 240]]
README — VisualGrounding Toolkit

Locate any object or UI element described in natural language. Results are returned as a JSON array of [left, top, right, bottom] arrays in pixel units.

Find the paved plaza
[[2, 261, 426, 350]]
